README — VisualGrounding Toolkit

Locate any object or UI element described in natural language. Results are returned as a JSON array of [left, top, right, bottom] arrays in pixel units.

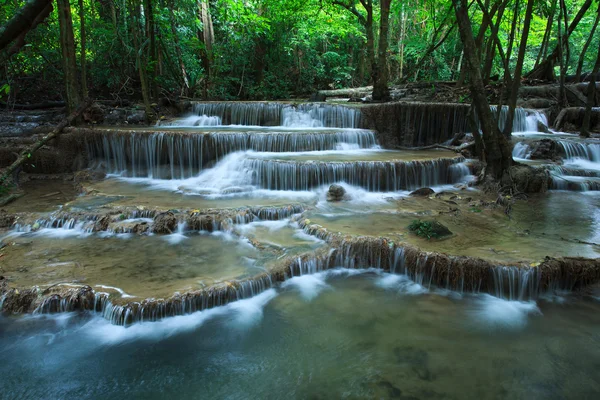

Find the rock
[[409, 187, 434, 197], [326, 184, 347, 202], [104, 109, 127, 124], [126, 110, 146, 124], [529, 139, 560, 161], [501, 165, 550, 193], [73, 169, 106, 184], [309, 92, 327, 102], [152, 211, 177, 234], [537, 120, 550, 133], [93, 215, 111, 232], [82, 103, 105, 123], [0, 210, 15, 228], [408, 220, 453, 239], [187, 214, 215, 231]]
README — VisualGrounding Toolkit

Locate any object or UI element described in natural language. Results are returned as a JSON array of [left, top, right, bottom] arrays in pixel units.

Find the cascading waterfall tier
[[557, 140, 600, 162], [244, 157, 469, 191], [184, 102, 362, 128], [84, 129, 377, 178]]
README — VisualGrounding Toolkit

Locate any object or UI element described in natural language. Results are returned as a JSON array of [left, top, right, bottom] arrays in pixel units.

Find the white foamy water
[[158, 114, 222, 127], [86, 289, 278, 344], [374, 273, 428, 295], [468, 294, 541, 330]]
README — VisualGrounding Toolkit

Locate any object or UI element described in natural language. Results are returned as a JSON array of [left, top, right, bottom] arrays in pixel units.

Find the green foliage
[[0, 0, 598, 101], [408, 220, 438, 240]]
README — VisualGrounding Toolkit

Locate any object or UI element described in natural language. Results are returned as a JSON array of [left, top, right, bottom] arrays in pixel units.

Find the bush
[[408, 220, 452, 240]]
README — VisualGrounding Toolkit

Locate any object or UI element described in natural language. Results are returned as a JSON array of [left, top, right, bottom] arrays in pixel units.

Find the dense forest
[[1, 0, 600, 181], [1, 0, 599, 104]]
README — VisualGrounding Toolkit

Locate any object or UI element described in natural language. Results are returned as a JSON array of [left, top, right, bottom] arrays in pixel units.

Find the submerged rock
[[409, 187, 434, 197], [327, 184, 347, 202], [152, 211, 177, 234]]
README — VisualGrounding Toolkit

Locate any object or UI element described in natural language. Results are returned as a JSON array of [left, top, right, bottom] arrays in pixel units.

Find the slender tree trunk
[[503, 0, 535, 136], [557, 0, 569, 107], [198, 0, 214, 97], [57, 0, 81, 113], [144, 0, 157, 99], [453, 0, 512, 180], [372, 0, 392, 101], [131, 0, 152, 120], [581, 41, 600, 137], [168, 2, 189, 93], [534, 0, 557, 68], [526, 0, 593, 80], [78, 0, 88, 98], [365, 0, 375, 82], [575, 2, 600, 81]]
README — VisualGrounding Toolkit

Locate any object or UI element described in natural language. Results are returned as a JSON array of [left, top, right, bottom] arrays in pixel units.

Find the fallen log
[[555, 107, 600, 131], [317, 86, 372, 97], [0, 99, 91, 186], [0, 100, 66, 110]]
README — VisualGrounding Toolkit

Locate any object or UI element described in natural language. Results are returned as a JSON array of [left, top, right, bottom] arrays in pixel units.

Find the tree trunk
[[503, 0, 535, 136], [78, 0, 88, 98], [534, 0, 557, 68], [575, 2, 600, 81], [365, 0, 374, 82], [453, 0, 512, 180], [198, 0, 214, 97], [581, 40, 600, 137], [131, 0, 153, 120], [372, 0, 392, 101], [168, 2, 189, 93], [0, 0, 52, 51], [526, 0, 593, 80], [144, 0, 157, 99], [57, 0, 81, 114]]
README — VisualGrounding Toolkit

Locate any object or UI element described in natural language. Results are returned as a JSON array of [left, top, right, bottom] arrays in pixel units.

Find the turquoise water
[[1, 270, 600, 399]]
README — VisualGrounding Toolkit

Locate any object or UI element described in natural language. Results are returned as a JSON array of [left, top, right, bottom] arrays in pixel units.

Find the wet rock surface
[[529, 139, 560, 160], [409, 187, 435, 197], [326, 184, 347, 201], [502, 165, 550, 193], [152, 211, 178, 234]]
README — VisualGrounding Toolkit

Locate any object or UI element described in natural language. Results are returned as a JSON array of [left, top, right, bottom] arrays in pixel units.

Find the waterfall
[[185, 102, 361, 128], [244, 157, 469, 191], [157, 115, 222, 127], [490, 266, 540, 301], [489, 106, 531, 133], [86, 130, 378, 178], [512, 142, 531, 159], [525, 110, 548, 132], [558, 140, 600, 162]]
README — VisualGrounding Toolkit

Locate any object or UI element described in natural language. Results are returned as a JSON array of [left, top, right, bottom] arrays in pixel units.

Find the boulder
[[326, 184, 347, 202], [501, 165, 550, 193], [0, 210, 15, 228], [152, 211, 177, 234], [126, 110, 146, 124], [529, 139, 560, 161], [409, 187, 435, 197]]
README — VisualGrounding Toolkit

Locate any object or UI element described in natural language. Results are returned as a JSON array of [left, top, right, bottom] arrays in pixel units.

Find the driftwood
[[393, 142, 474, 153], [0, 99, 91, 185]]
